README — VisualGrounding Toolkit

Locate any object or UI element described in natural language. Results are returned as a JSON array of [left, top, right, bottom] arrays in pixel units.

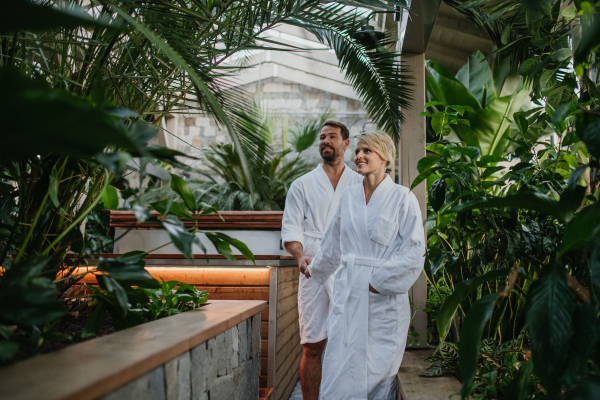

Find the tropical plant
[[136, 111, 329, 211], [425, 51, 536, 156], [415, 0, 600, 398]]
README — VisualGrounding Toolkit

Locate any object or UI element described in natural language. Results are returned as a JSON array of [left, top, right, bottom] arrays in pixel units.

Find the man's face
[[319, 125, 350, 162]]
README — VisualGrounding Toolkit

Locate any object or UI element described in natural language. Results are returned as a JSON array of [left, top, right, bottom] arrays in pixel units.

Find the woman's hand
[[369, 284, 379, 293], [299, 255, 312, 278]]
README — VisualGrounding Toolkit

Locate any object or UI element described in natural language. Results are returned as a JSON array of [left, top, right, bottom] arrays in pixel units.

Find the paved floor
[[289, 380, 302, 400]]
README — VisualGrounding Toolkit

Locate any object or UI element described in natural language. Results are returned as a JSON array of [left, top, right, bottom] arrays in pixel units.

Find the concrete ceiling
[[425, 3, 495, 74]]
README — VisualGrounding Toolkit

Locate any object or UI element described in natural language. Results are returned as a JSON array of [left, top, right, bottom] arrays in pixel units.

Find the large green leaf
[[526, 263, 574, 396], [561, 203, 600, 253], [102, 185, 119, 210], [459, 293, 500, 399], [0, 67, 138, 160], [436, 269, 510, 342], [455, 50, 497, 108], [170, 174, 196, 212], [161, 216, 199, 259], [426, 61, 482, 112]]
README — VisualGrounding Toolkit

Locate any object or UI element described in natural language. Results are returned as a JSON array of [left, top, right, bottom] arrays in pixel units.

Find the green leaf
[[454, 51, 497, 108], [531, 33, 549, 50], [561, 203, 600, 253], [562, 304, 599, 387], [102, 185, 119, 210], [574, 13, 600, 64], [81, 303, 107, 339], [447, 192, 564, 222], [526, 263, 574, 394], [459, 293, 500, 398], [424, 101, 445, 108], [518, 58, 541, 76], [562, 6, 577, 21], [204, 232, 254, 262], [503, 360, 534, 400], [482, 166, 505, 180], [551, 48, 573, 62], [558, 185, 586, 223], [170, 174, 196, 212], [420, 364, 444, 377], [568, 376, 600, 400], [0, 341, 19, 362], [97, 275, 128, 315], [429, 178, 446, 212], [162, 216, 198, 259], [150, 199, 194, 220], [436, 269, 510, 341], [417, 156, 441, 174]]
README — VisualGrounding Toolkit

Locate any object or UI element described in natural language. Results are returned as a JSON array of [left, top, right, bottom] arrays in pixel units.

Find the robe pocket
[[332, 279, 347, 315], [368, 292, 395, 320], [369, 216, 398, 246]]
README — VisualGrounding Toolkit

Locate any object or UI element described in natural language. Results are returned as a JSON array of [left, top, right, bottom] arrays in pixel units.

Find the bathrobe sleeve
[[281, 181, 305, 254], [369, 192, 426, 295], [307, 204, 342, 286]]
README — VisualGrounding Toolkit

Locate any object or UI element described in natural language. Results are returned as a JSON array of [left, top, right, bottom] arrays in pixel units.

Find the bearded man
[[281, 120, 362, 400]]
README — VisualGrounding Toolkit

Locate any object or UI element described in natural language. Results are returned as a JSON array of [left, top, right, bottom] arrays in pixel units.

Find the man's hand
[[299, 255, 312, 278], [369, 284, 379, 293]]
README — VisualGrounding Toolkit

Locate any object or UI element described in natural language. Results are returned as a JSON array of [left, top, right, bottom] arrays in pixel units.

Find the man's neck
[[321, 159, 346, 190]]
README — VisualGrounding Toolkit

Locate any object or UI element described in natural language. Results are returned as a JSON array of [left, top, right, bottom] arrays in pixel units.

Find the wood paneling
[[107, 210, 284, 230], [198, 286, 270, 301], [276, 317, 300, 358], [276, 295, 298, 319], [276, 307, 299, 337], [72, 267, 271, 287], [275, 350, 302, 400], [276, 337, 302, 376]]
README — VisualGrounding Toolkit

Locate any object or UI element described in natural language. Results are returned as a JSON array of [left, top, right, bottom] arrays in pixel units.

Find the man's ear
[[343, 138, 350, 150]]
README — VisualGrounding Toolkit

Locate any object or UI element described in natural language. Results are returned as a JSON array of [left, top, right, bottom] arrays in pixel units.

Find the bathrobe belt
[[341, 254, 385, 345]]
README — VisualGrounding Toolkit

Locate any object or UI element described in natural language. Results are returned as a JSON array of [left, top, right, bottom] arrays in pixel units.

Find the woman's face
[[354, 141, 387, 175]]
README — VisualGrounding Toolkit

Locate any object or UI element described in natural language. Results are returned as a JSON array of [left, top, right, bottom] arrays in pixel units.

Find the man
[[281, 120, 363, 400]]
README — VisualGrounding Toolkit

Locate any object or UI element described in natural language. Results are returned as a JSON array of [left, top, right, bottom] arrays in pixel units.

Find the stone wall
[[100, 312, 261, 400], [163, 77, 369, 173]]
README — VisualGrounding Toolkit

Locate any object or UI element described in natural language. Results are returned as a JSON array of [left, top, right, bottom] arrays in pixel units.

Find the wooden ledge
[[0, 300, 267, 400]]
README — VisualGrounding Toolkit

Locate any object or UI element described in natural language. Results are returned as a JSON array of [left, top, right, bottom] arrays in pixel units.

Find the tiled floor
[[288, 380, 303, 400]]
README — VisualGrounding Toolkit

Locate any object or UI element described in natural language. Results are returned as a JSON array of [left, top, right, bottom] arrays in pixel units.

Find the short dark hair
[[321, 120, 349, 140]]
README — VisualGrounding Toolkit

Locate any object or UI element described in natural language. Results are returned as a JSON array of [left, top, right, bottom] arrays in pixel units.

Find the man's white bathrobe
[[282, 164, 362, 344], [308, 176, 425, 399]]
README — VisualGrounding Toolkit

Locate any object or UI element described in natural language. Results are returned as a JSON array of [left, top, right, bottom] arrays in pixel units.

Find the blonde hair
[[355, 131, 396, 168]]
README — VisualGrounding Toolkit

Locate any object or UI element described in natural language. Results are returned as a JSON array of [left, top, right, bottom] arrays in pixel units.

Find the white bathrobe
[[308, 176, 425, 399], [282, 164, 362, 344]]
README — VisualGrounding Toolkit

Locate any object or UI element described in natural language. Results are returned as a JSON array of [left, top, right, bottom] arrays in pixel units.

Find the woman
[[301, 131, 426, 400]]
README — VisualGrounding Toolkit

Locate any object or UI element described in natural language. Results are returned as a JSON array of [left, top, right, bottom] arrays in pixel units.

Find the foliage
[[418, 0, 600, 398], [137, 112, 328, 211]]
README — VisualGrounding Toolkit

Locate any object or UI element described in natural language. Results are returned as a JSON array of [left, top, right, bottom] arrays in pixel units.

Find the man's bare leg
[[299, 339, 327, 400]]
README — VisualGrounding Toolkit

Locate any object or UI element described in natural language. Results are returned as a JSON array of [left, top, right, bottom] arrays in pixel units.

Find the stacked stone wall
[[100, 312, 261, 400]]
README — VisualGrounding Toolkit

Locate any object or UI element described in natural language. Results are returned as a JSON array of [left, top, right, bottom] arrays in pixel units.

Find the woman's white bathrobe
[[308, 176, 425, 400], [282, 164, 363, 344]]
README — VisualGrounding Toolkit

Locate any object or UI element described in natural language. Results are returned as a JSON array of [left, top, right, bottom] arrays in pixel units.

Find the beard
[[319, 145, 339, 161]]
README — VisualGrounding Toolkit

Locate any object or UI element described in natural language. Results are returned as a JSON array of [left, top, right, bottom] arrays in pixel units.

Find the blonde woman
[[301, 131, 426, 399]]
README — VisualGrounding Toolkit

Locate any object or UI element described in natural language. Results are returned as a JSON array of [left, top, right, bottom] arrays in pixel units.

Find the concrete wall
[[100, 312, 262, 400]]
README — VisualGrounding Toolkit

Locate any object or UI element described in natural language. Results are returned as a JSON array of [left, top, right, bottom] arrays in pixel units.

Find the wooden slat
[[261, 357, 268, 373], [262, 321, 269, 340], [279, 371, 300, 400], [276, 307, 299, 337], [276, 320, 300, 354], [276, 338, 301, 376], [261, 308, 269, 321], [276, 294, 298, 318], [260, 375, 267, 387], [277, 267, 299, 285], [106, 210, 284, 230], [72, 267, 271, 286], [262, 340, 269, 357], [83, 253, 281, 260], [275, 350, 302, 400], [195, 286, 270, 301], [277, 280, 298, 300]]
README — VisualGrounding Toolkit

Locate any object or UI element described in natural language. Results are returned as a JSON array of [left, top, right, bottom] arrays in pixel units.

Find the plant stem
[[42, 171, 110, 255]]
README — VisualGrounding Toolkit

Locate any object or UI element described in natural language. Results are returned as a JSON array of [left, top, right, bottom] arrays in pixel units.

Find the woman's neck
[[362, 168, 387, 205]]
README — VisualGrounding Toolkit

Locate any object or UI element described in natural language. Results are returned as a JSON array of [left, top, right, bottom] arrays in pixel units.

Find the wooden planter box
[[0, 300, 267, 400], [89, 210, 302, 400]]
